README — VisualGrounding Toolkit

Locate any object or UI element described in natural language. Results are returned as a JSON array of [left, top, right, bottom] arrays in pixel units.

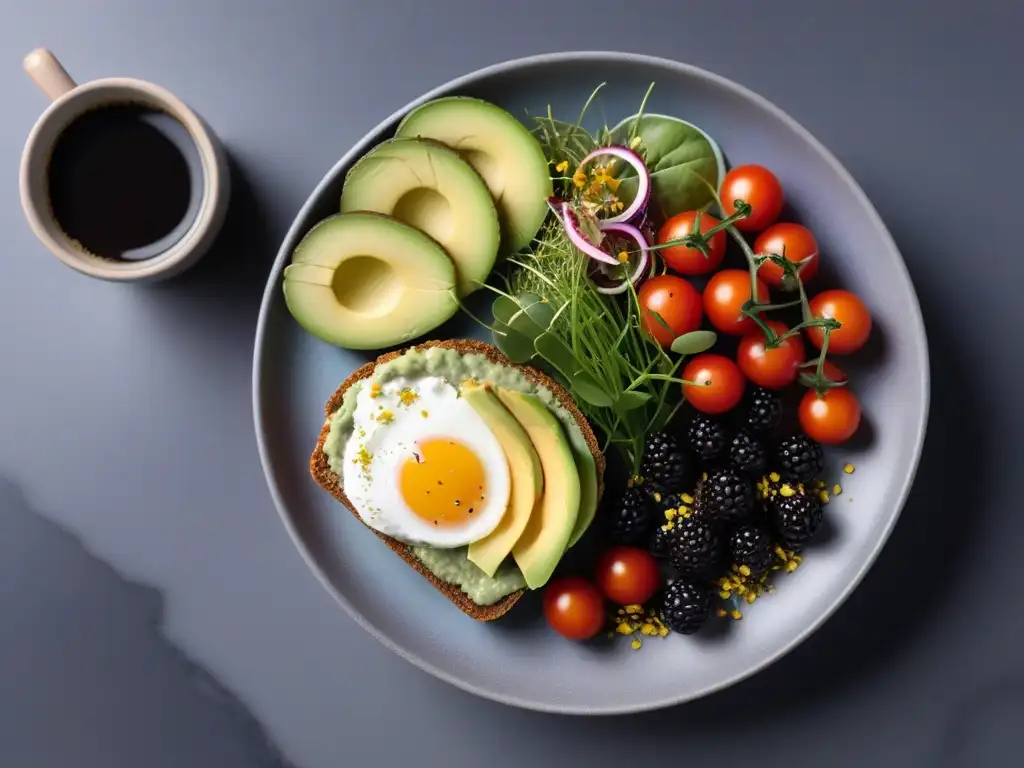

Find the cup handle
[[24, 48, 78, 101]]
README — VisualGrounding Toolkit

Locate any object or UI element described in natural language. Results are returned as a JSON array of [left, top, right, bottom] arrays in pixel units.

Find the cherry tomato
[[753, 223, 819, 289], [638, 275, 703, 348], [543, 576, 606, 640], [737, 320, 807, 389], [595, 546, 661, 606], [720, 165, 784, 232], [799, 387, 862, 445], [805, 290, 872, 355], [682, 354, 746, 415], [657, 210, 726, 275], [703, 269, 770, 336]]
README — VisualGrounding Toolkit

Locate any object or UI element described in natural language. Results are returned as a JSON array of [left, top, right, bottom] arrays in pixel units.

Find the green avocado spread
[[322, 346, 591, 606]]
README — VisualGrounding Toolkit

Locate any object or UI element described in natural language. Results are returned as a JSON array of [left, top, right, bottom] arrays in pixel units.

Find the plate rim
[[252, 50, 931, 714]]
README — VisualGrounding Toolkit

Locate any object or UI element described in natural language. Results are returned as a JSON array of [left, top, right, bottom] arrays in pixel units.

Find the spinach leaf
[[609, 114, 726, 219]]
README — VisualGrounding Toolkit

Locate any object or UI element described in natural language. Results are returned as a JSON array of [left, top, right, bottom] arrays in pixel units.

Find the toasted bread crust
[[309, 339, 605, 621]]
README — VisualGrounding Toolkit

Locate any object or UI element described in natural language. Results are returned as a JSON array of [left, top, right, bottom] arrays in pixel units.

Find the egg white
[[341, 376, 511, 548]]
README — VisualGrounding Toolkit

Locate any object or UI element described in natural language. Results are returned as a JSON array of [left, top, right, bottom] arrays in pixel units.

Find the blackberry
[[775, 435, 825, 484], [768, 492, 824, 550], [647, 489, 696, 559], [729, 524, 776, 576], [607, 486, 655, 544], [729, 430, 767, 475], [660, 580, 712, 635], [669, 515, 721, 577], [686, 415, 728, 462], [743, 387, 783, 434], [649, 523, 675, 560], [695, 469, 755, 523], [641, 432, 690, 488]]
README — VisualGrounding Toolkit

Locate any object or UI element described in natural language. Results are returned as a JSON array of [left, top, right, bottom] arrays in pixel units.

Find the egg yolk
[[400, 438, 486, 527]]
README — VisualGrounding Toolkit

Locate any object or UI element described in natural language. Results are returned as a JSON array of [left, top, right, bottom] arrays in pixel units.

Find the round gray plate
[[253, 52, 929, 714]]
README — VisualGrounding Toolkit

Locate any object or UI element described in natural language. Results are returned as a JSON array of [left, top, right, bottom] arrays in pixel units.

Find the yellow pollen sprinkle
[[397, 389, 419, 406], [420, 409, 429, 418], [716, 608, 728, 617], [665, 508, 677, 521], [746, 592, 757, 604], [786, 560, 799, 572], [355, 447, 372, 471], [844, 463, 856, 474], [554, 159, 569, 172], [769, 472, 781, 482], [624, 604, 643, 614], [681, 493, 694, 505], [779, 484, 796, 497], [641, 623, 655, 636], [617, 250, 629, 263], [652, 491, 662, 503], [819, 490, 831, 504], [738, 565, 752, 577], [369, 383, 382, 398], [719, 590, 731, 600], [376, 411, 394, 424], [833, 484, 842, 495], [631, 639, 643, 650], [616, 622, 632, 635], [775, 546, 788, 560], [730, 610, 743, 620]]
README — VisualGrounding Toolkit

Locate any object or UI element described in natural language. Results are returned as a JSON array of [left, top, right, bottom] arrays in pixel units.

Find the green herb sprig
[[459, 220, 715, 474]]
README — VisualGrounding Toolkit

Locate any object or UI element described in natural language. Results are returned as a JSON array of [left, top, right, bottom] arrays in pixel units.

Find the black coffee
[[47, 104, 203, 261]]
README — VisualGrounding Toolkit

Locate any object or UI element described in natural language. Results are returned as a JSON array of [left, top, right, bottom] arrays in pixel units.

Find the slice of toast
[[309, 339, 605, 621]]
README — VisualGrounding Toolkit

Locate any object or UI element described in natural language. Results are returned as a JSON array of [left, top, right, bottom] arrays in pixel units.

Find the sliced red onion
[[579, 145, 651, 224], [561, 202, 619, 266], [590, 221, 650, 295]]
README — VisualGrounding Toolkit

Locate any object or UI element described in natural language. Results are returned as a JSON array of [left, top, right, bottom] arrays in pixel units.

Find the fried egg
[[340, 375, 511, 547]]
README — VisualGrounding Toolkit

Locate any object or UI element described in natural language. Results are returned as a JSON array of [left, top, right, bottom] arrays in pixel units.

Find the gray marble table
[[2, 1, 1022, 766]]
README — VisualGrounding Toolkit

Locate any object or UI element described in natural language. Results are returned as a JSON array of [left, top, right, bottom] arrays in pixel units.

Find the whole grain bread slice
[[309, 338, 605, 622]]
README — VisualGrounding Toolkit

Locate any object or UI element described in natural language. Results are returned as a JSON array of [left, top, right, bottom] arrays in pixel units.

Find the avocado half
[[282, 212, 459, 350], [340, 138, 500, 297], [396, 97, 553, 255]]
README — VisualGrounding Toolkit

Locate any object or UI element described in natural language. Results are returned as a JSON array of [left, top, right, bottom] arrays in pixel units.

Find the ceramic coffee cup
[[19, 48, 230, 282]]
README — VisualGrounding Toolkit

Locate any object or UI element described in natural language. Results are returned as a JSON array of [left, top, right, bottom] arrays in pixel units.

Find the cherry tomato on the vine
[[805, 289, 872, 355], [657, 210, 726, 275], [595, 546, 661, 606], [799, 386, 862, 445], [720, 165, 784, 233], [638, 275, 703, 348], [737, 319, 806, 389], [753, 223, 819, 289], [703, 269, 770, 335], [682, 353, 746, 415], [543, 576, 606, 640]]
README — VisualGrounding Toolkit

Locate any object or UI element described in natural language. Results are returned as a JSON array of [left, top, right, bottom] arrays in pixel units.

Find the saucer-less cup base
[[19, 49, 230, 282]]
